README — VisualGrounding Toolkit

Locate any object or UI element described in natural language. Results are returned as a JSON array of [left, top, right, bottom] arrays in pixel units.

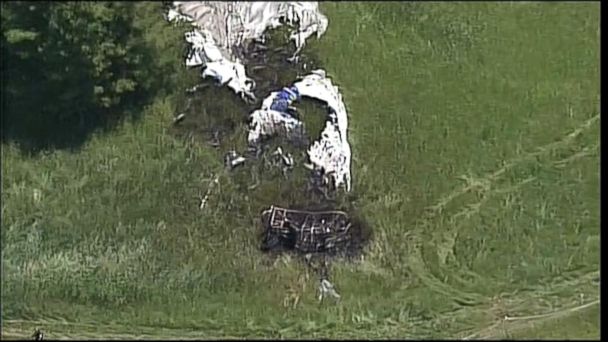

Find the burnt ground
[[259, 203, 373, 262], [169, 27, 372, 263]]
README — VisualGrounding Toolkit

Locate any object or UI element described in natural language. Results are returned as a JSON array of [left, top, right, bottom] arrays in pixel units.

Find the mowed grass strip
[[1, 2, 599, 339]]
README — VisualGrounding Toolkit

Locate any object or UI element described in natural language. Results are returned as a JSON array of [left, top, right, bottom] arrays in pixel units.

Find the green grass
[[1, 2, 600, 339]]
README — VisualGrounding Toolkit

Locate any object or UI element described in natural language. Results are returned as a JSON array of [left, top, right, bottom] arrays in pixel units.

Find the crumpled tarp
[[248, 70, 352, 191], [167, 1, 328, 98]]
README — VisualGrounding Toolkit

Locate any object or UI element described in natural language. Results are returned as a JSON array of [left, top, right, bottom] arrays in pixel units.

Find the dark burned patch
[[169, 85, 250, 146], [259, 205, 372, 261], [169, 26, 372, 262], [242, 42, 322, 101]]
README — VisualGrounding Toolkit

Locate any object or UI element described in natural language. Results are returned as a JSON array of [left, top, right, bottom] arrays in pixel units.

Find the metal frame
[[262, 206, 352, 253]]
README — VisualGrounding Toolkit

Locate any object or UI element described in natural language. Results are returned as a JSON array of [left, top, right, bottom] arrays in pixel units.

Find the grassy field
[[1, 2, 600, 339]]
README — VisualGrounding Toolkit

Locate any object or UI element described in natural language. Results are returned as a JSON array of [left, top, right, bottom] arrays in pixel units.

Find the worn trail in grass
[[1, 2, 599, 339]]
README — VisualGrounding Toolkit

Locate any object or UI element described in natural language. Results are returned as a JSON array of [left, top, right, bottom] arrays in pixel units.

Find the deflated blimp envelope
[[167, 1, 328, 99], [167, 2, 352, 192]]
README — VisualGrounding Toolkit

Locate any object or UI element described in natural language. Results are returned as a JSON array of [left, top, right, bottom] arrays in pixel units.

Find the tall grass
[[1, 2, 599, 339]]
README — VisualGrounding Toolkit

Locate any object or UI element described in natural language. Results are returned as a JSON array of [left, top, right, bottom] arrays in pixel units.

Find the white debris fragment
[[224, 150, 247, 169], [183, 29, 255, 100], [200, 175, 219, 210], [166, 8, 193, 23], [173, 113, 186, 124], [270, 146, 295, 176], [318, 278, 340, 301], [273, 147, 294, 167], [167, 2, 328, 97]]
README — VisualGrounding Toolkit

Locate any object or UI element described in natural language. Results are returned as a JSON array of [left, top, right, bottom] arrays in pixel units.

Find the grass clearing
[[1, 2, 599, 339]]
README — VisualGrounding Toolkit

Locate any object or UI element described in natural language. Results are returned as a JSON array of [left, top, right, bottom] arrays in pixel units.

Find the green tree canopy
[[1, 1, 191, 152]]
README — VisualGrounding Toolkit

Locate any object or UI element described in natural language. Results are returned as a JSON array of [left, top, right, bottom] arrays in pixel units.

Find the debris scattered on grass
[[247, 71, 353, 192], [32, 329, 44, 341], [260, 205, 367, 256], [173, 113, 187, 124], [168, 1, 328, 98], [199, 175, 219, 210], [318, 278, 341, 302], [167, 2, 353, 193], [166, 3, 371, 303], [224, 151, 247, 170]]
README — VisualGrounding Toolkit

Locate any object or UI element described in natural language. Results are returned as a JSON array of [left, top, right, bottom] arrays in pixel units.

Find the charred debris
[[170, 26, 372, 274]]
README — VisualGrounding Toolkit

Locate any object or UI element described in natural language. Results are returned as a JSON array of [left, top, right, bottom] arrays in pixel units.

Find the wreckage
[[248, 70, 352, 191], [167, 1, 328, 99], [167, 2, 352, 193], [260, 205, 357, 254], [167, 1, 364, 256], [166, 3, 369, 300]]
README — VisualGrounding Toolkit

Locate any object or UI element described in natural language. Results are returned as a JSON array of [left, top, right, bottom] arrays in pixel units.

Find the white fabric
[[247, 71, 352, 192], [166, 8, 193, 23], [172, 2, 328, 56], [168, 2, 328, 97], [184, 30, 223, 65], [184, 30, 255, 98], [248, 108, 303, 144], [294, 71, 351, 192]]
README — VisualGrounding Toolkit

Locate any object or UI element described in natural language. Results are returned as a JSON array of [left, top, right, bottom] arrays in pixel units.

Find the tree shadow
[[0, 86, 149, 156], [1, 89, 150, 159]]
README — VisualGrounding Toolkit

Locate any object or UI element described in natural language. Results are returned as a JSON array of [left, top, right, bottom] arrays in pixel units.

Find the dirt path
[[2, 299, 598, 340]]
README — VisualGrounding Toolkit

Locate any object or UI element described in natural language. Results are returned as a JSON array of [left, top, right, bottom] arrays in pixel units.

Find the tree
[[1, 1, 178, 152]]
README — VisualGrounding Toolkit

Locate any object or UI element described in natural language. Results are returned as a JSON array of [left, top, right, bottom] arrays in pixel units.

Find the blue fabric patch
[[269, 86, 301, 118], [270, 98, 290, 113]]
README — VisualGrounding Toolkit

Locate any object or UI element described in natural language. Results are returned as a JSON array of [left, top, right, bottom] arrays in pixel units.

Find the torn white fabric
[[247, 70, 352, 192], [184, 29, 255, 99], [293, 70, 351, 191], [184, 30, 222, 65], [168, 2, 328, 97], [307, 121, 352, 192], [172, 2, 328, 58], [166, 8, 193, 23], [248, 107, 304, 144]]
